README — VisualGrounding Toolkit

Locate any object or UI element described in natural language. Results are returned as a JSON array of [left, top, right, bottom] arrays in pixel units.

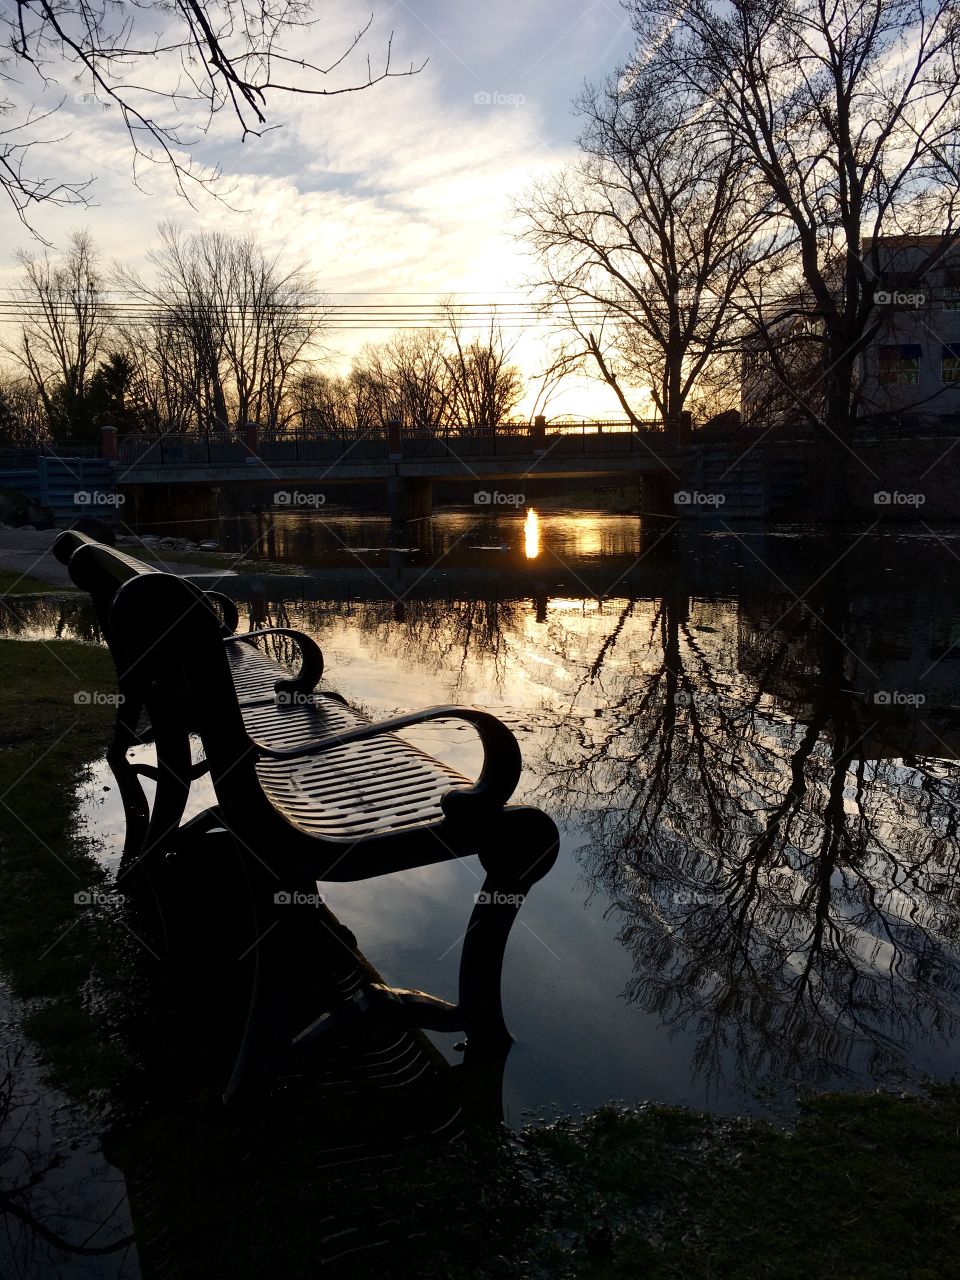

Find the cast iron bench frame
[[55, 531, 559, 1103]]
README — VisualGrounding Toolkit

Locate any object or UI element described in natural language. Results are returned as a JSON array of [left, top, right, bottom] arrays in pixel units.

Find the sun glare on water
[[524, 508, 540, 559]]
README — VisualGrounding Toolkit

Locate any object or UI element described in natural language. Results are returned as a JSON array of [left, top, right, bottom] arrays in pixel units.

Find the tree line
[[3, 0, 960, 465], [0, 226, 524, 445]]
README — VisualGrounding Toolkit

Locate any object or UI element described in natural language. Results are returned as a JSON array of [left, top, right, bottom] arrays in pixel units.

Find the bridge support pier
[[122, 484, 220, 534], [388, 476, 433, 524], [640, 475, 677, 522]]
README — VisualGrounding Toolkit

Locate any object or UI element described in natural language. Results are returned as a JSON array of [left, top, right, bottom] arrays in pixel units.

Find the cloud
[[0, 1, 635, 415]]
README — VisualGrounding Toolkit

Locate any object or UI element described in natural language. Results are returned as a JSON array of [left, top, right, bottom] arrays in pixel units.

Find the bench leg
[[457, 807, 559, 1055], [223, 868, 364, 1107], [107, 692, 150, 865], [108, 745, 150, 867], [124, 728, 194, 876]]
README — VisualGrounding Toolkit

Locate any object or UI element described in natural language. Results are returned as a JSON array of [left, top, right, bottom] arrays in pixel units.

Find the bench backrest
[[108, 572, 275, 832], [53, 530, 239, 633]]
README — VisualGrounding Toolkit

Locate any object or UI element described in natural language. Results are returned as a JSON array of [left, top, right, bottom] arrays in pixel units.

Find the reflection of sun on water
[[524, 508, 540, 559], [572, 518, 603, 556]]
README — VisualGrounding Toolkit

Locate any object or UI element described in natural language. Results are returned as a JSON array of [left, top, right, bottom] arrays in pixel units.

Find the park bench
[[54, 529, 328, 861], [55, 531, 559, 1102]]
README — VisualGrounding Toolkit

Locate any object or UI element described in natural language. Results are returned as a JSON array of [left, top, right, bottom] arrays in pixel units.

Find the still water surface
[[7, 510, 960, 1122]]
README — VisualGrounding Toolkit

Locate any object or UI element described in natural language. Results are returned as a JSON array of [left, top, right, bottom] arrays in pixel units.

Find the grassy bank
[[313, 1086, 960, 1280], [113, 1082, 960, 1279], [0, 638, 129, 1098], [1, 636, 959, 1277]]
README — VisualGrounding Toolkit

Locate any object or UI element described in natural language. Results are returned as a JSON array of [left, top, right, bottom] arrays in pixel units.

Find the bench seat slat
[[226, 632, 471, 839]]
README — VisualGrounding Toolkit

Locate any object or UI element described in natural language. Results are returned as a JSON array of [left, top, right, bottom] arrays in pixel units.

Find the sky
[[0, 1, 640, 419]]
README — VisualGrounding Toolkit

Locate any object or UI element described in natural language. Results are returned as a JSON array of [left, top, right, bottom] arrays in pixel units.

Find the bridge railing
[[115, 421, 671, 468]]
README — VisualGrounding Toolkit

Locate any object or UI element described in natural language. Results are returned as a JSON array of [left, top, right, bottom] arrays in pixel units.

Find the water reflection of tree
[[0, 1047, 134, 1270], [0, 596, 101, 642], [238, 595, 526, 691], [540, 582, 960, 1091]]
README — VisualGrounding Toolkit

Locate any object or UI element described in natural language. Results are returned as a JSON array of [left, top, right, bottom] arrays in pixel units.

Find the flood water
[[7, 510, 960, 1122]]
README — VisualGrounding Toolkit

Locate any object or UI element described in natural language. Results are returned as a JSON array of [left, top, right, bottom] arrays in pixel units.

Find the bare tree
[[442, 308, 523, 429], [0, 373, 46, 444], [352, 330, 453, 431], [1, 2, 422, 229], [119, 222, 326, 433], [521, 64, 770, 432], [287, 369, 377, 436], [296, 322, 523, 437], [2, 228, 107, 441], [113, 317, 203, 435], [629, 0, 960, 453]]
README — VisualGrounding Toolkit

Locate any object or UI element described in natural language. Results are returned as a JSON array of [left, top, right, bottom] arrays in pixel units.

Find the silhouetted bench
[[55, 530, 329, 868], [55, 531, 559, 1101]]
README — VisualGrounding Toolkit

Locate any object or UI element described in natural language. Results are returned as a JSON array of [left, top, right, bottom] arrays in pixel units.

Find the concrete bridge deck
[[113, 427, 685, 520]]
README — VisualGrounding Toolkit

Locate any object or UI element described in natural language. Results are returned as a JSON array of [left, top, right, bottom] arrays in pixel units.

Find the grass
[[0, 638, 130, 1098], [508, 1090, 960, 1279], [2, 637, 960, 1277], [118, 1085, 960, 1279]]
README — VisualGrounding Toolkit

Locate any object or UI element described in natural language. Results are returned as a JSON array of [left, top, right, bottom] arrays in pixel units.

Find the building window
[[878, 344, 921, 385], [944, 269, 960, 311], [942, 344, 960, 382]]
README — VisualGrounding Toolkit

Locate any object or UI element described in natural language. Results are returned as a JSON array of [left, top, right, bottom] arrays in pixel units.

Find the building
[[740, 234, 960, 426], [859, 235, 960, 419]]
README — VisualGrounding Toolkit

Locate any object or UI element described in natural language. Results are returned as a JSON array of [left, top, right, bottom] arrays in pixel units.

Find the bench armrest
[[204, 590, 239, 634], [223, 627, 324, 694], [251, 705, 523, 817]]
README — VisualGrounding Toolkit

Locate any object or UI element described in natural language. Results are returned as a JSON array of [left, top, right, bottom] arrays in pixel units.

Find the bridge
[[110, 421, 686, 521]]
